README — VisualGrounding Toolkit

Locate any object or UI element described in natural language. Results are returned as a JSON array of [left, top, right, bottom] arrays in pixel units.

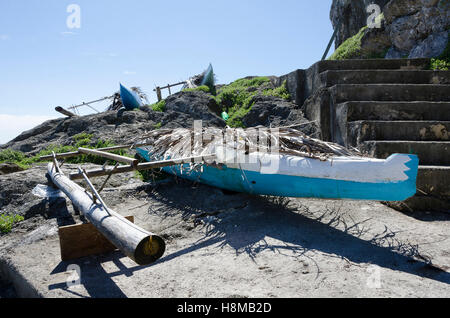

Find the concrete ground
[[0, 168, 449, 298]]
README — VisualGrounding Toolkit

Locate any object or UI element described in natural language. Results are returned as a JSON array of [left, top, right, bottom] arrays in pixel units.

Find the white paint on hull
[[213, 147, 415, 184]]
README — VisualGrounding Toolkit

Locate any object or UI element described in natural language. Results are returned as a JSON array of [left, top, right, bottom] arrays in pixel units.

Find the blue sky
[[0, 0, 334, 143]]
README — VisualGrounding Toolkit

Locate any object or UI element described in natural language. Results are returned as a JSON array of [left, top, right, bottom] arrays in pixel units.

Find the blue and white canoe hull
[[120, 83, 143, 110], [136, 148, 419, 202]]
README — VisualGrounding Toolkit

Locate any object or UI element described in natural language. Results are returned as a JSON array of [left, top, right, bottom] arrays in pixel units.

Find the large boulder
[[386, 1, 449, 58], [242, 95, 317, 136], [0, 163, 24, 175]]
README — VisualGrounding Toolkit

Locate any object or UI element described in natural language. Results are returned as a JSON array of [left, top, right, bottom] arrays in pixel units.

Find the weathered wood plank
[[59, 216, 134, 261]]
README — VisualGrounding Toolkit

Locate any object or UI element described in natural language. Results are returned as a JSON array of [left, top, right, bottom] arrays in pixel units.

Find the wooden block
[[59, 216, 134, 261]]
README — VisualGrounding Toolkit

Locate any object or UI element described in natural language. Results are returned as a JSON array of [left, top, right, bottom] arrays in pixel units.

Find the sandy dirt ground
[[0, 165, 449, 298]]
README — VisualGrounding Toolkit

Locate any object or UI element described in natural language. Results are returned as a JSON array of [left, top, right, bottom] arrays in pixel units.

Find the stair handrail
[[322, 19, 342, 61]]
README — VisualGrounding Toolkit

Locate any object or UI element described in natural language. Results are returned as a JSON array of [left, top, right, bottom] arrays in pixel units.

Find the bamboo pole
[[39, 144, 150, 161], [47, 163, 165, 265], [69, 154, 216, 180], [78, 147, 138, 166], [68, 96, 113, 111]]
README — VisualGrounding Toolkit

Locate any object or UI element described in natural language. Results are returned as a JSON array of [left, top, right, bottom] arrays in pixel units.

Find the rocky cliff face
[[330, 0, 390, 49], [330, 0, 449, 59]]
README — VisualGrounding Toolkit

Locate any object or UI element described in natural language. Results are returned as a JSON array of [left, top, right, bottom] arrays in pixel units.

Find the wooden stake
[[156, 87, 162, 101]]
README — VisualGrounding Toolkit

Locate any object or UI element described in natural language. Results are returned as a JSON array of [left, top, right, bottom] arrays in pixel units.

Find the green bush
[[430, 58, 450, 70], [182, 85, 211, 93], [0, 134, 129, 170], [430, 38, 450, 70], [215, 77, 290, 128], [151, 100, 166, 112], [263, 81, 291, 100], [0, 149, 28, 168], [0, 214, 24, 234]]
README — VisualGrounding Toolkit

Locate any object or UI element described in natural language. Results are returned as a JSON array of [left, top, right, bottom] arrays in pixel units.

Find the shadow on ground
[[47, 181, 450, 297]]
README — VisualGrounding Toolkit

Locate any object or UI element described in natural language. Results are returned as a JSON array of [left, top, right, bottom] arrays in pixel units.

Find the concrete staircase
[[281, 59, 450, 212]]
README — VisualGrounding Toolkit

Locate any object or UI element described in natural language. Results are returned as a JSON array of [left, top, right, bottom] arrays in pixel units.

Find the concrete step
[[330, 84, 450, 103], [348, 121, 450, 145], [362, 141, 450, 166], [320, 70, 450, 86], [335, 101, 450, 122], [417, 166, 450, 198], [315, 58, 430, 73]]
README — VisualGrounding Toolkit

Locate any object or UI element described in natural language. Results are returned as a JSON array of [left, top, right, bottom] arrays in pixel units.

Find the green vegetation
[[0, 132, 129, 170], [0, 149, 29, 169], [0, 214, 24, 234], [263, 82, 291, 100], [143, 77, 291, 128], [213, 77, 290, 128], [182, 85, 211, 93], [430, 38, 450, 70], [151, 100, 166, 112], [154, 122, 162, 130], [329, 26, 368, 60], [329, 13, 387, 60]]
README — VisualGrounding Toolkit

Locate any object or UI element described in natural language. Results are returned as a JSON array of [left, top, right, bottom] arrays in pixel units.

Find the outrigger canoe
[[120, 83, 143, 110], [136, 146, 419, 202]]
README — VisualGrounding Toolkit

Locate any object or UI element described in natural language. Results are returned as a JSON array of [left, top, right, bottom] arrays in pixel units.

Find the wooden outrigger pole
[[45, 146, 216, 265], [69, 154, 216, 180], [55, 106, 78, 118], [47, 161, 166, 265]]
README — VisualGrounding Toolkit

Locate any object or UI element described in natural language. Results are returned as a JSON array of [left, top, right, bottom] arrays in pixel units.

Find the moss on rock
[[329, 26, 368, 60]]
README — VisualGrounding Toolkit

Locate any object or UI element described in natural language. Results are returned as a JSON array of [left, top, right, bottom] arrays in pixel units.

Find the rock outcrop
[[330, 0, 390, 49], [330, 0, 449, 59], [0, 91, 226, 156], [0, 85, 311, 156]]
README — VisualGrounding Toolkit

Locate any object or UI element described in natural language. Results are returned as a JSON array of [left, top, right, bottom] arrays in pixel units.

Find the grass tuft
[[0, 214, 24, 234], [151, 100, 166, 112]]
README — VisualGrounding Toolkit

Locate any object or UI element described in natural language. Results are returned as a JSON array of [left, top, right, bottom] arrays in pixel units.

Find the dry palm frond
[[130, 86, 149, 104], [133, 126, 363, 162]]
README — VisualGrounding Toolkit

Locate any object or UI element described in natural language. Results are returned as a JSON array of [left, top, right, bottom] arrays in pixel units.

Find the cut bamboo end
[[135, 235, 166, 265]]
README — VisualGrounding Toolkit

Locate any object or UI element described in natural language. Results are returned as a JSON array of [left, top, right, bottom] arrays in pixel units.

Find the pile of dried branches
[[134, 126, 363, 161]]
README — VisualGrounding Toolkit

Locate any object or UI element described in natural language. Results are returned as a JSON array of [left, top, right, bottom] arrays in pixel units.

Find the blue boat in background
[[120, 83, 143, 110], [200, 64, 215, 89]]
